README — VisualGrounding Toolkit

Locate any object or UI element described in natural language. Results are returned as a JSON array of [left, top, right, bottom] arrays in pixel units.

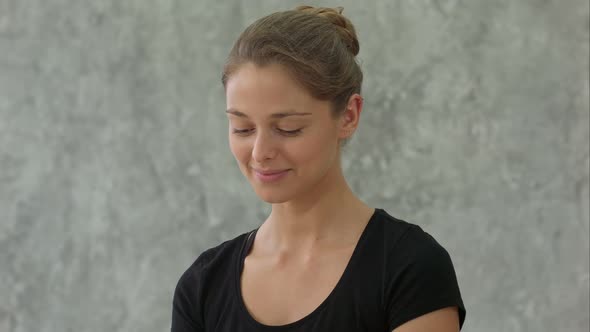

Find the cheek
[[292, 132, 337, 166], [229, 137, 250, 165]]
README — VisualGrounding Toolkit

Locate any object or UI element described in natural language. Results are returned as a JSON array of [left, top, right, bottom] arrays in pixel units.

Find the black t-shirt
[[171, 208, 466, 331]]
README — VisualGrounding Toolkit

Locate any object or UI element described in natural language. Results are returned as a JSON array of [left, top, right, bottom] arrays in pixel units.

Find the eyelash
[[232, 128, 302, 136]]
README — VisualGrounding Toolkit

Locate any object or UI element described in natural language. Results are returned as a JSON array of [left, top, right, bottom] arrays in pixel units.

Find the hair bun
[[295, 5, 360, 56]]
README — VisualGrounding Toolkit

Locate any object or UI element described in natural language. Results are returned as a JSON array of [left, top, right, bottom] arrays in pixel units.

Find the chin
[[259, 196, 290, 204], [253, 187, 293, 204]]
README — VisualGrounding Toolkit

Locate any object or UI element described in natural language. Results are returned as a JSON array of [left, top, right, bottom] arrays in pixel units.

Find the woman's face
[[225, 62, 342, 204]]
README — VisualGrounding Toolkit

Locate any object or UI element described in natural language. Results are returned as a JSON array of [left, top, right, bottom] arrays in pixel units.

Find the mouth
[[253, 168, 289, 175], [252, 168, 291, 182]]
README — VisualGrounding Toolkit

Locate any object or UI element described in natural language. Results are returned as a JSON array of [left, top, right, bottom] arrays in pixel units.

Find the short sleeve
[[385, 226, 466, 331], [171, 264, 206, 331]]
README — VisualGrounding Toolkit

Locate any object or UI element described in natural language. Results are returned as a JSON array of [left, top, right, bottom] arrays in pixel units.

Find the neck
[[260, 158, 373, 255]]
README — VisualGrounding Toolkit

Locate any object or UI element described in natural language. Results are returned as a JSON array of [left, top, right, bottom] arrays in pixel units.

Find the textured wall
[[0, 0, 588, 331]]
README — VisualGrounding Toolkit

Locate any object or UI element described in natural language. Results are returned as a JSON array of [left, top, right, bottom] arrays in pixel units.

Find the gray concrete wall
[[0, 0, 588, 331]]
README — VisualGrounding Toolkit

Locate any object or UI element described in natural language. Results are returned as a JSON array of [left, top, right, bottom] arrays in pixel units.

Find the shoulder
[[174, 229, 254, 297], [179, 230, 252, 280], [171, 230, 253, 329], [397, 224, 451, 264], [376, 209, 451, 266], [377, 210, 466, 330]]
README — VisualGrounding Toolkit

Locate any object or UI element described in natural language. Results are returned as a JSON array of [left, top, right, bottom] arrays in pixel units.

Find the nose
[[251, 130, 277, 163]]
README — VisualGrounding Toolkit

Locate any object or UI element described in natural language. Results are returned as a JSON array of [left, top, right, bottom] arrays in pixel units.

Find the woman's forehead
[[226, 63, 304, 96], [225, 63, 331, 117]]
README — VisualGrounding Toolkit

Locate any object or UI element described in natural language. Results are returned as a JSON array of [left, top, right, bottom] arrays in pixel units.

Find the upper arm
[[171, 270, 205, 331], [171, 253, 215, 332], [385, 226, 466, 331], [392, 306, 460, 332]]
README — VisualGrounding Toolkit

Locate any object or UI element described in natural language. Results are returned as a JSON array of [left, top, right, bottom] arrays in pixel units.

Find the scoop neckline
[[234, 208, 381, 330]]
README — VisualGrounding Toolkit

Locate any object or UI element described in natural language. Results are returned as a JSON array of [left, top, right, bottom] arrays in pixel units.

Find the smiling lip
[[254, 168, 288, 175], [252, 168, 290, 182]]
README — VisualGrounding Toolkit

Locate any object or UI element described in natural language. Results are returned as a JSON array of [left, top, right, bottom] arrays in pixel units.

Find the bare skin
[[241, 202, 374, 325]]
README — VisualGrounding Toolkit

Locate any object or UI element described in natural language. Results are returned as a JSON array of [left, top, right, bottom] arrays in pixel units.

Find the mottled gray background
[[0, 0, 588, 331]]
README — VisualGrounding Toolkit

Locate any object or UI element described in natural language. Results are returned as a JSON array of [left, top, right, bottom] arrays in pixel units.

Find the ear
[[338, 93, 364, 139]]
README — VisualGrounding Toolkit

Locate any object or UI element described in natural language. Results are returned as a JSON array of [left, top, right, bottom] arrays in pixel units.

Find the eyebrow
[[225, 108, 312, 119]]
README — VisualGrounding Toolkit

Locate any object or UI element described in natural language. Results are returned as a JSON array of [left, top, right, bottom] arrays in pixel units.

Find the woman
[[172, 6, 466, 332]]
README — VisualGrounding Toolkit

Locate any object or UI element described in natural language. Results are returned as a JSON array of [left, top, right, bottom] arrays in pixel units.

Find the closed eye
[[277, 128, 302, 136], [231, 128, 303, 136], [232, 128, 253, 135]]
